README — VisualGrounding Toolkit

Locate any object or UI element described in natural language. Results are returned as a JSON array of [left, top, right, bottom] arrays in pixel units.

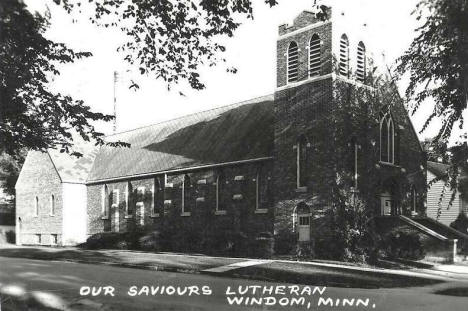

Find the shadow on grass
[[0, 247, 117, 264], [221, 262, 444, 289], [434, 287, 468, 297]]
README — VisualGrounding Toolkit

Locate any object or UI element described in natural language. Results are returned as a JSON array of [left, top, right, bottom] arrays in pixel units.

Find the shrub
[[274, 229, 298, 255], [250, 232, 274, 259], [138, 231, 161, 252], [380, 231, 425, 260], [450, 213, 468, 235], [82, 232, 124, 249]]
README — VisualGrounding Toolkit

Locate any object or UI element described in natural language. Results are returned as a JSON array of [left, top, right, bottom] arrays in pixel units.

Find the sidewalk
[[1, 245, 467, 288]]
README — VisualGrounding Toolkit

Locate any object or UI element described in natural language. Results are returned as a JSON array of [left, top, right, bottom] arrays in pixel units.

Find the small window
[[34, 196, 39, 217], [182, 174, 191, 215], [296, 135, 308, 188], [356, 41, 366, 83], [339, 34, 349, 77], [309, 34, 321, 77], [287, 41, 299, 83], [50, 195, 55, 216], [51, 234, 58, 245], [299, 216, 310, 226], [216, 172, 227, 213], [380, 112, 395, 163], [36, 234, 42, 244]]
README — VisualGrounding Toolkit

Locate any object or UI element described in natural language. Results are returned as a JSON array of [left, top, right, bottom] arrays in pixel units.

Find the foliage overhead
[[397, 0, 468, 202], [0, 0, 128, 159], [56, 0, 280, 91], [397, 0, 468, 141]]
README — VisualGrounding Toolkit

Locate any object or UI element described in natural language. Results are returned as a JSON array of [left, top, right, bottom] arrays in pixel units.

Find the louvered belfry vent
[[309, 34, 321, 77], [357, 41, 366, 83], [339, 34, 349, 77], [287, 41, 299, 83]]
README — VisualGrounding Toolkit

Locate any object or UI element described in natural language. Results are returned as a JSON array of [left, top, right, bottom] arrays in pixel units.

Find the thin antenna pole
[[113, 71, 118, 133]]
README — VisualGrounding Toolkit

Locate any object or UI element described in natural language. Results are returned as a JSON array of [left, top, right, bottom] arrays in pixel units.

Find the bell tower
[[272, 5, 371, 235]]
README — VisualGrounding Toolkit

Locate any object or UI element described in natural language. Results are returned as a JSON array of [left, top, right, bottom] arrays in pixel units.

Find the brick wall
[[15, 151, 63, 245], [277, 19, 332, 88], [86, 161, 274, 240]]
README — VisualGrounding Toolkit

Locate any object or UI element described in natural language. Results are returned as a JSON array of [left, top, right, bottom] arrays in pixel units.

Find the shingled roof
[[47, 137, 100, 184], [87, 95, 274, 182]]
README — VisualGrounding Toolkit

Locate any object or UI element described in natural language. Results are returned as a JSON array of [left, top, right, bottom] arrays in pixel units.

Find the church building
[[16, 6, 432, 255]]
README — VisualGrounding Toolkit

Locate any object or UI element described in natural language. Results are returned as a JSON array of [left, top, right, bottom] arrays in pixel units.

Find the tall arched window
[[50, 195, 55, 216], [309, 34, 321, 77], [380, 112, 395, 163], [339, 34, 349, 77], [297, 135, 308, 188], [182, 174, 191, 215], [356, 41, 366, 83], [216, 171, 226, 213], [410, 186, 417, 213], [34, 196, 39, 217], [287, 41, 299, 83]]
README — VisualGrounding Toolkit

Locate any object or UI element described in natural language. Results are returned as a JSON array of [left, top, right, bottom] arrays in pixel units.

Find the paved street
[[1, 256, 468, 310]]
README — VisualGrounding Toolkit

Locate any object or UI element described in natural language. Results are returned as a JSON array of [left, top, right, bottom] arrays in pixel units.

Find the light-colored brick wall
[[15, 151, 63, 245]]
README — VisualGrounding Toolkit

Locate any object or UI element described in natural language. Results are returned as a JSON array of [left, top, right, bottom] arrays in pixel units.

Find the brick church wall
[[86, 161, 274, 244], [15, 151, 63, 245]]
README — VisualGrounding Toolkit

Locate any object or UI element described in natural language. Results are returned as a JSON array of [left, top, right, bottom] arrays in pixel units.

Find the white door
[[298, 215, 311, 242], [380, 193, 392, 215]]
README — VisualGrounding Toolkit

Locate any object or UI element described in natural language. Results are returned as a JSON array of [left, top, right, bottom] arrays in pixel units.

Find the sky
[[23, 0, 458, 141]]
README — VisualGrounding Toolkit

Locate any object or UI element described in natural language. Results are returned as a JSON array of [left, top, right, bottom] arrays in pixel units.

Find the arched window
[[309, 34, 321, 77], [339, 34, 349, 77], [216, 171, 226, 213], [50, 195, 55, 216], [356, 41, 366, 83], [380, 112, 395, 163], [410, 186, 417, 213], [34, 196, 39, 217], [297, 135, 308, 188], [151, 176, 163, 217], [287, 41, 299, 83]]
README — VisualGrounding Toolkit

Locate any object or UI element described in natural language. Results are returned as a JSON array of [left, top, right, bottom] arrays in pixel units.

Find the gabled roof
[[427, 161, 449, 179], [87, 95, 274, 182], [47, 138, 100, 184]]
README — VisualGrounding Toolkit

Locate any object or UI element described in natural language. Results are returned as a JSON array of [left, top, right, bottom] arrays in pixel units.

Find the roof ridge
[[105, 94, 273, 139]]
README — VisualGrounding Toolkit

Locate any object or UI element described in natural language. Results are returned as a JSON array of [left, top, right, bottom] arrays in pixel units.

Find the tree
[[396, 0, 468, 191], [0, 152, 24, 198], [55, 0, 285, 91], [0, 0, 126, 159]]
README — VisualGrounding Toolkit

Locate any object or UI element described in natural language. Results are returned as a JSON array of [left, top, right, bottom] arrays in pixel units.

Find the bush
[[249, 232, 274, 259], [82, 232, 125, 249], [274, 229, 298, 255], [138, 231, 161, 252], [380, 231, 425, 260], [450, 213, 468, 235]]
